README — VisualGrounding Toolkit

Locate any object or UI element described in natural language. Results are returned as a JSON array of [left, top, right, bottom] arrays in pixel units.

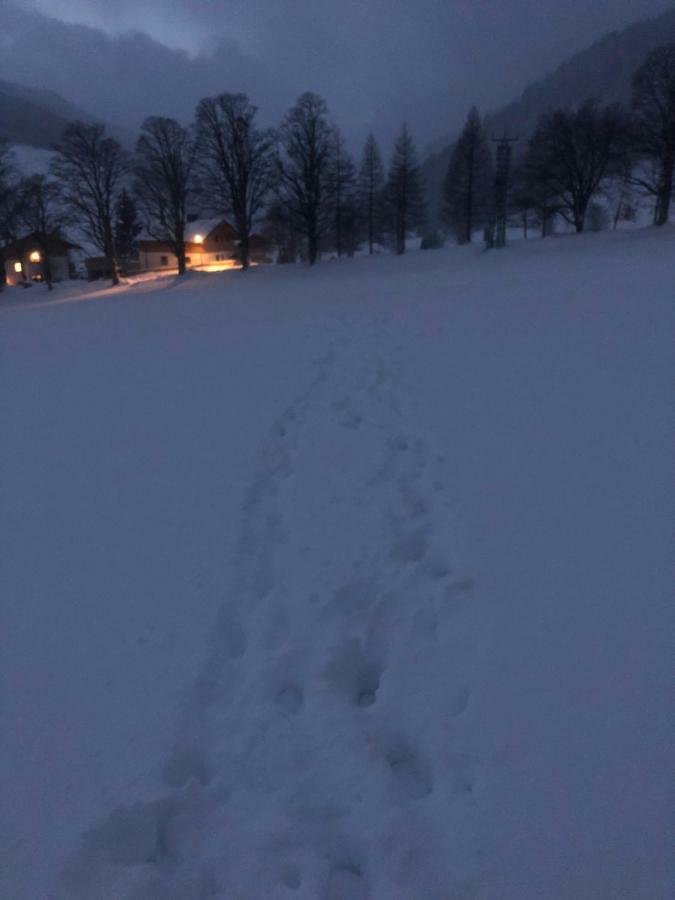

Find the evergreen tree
[[358, 134, 385, 254], [329, 128, 357, 258], [114, 189, 142, 261], [442, 107, 493, 244], [386, 124, 426, 255]]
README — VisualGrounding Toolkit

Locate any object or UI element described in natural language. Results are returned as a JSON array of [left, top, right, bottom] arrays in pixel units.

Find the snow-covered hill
[[1, 229, 673, 899]]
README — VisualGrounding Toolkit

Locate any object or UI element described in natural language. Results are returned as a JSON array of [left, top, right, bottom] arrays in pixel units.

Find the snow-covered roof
[[184, 218, 224, 243]]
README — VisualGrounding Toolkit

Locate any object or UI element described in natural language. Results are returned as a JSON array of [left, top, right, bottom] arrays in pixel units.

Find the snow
[[11, 143, 54, 175], [1, 228, 673, 899]]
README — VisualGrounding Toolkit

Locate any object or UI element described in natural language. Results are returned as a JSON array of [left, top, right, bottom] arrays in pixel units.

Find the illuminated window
[[29, 250, 41, 263], [14, 262, 23, 273]]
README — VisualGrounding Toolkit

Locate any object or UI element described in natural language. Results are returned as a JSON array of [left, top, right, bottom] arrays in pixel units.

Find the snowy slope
[[1, 229, 673, 899]]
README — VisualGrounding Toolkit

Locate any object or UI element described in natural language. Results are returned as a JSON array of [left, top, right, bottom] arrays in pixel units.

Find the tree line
[[442, 43, 675, 243], [0, 91, 426, 289], [0, 41, 673, 290]]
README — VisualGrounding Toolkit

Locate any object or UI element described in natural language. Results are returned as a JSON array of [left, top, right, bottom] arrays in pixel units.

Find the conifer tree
[[443, 107, 493, 244], [358, 133, 385, 254], [386, 124, 426, 255]]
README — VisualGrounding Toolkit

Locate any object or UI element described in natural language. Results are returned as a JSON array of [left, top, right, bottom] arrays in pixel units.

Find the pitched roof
[[2, 232, 80, 257], [185, 218, 225, 243]]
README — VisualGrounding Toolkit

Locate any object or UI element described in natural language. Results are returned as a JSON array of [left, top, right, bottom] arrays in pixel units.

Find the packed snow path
[[1, 228, 673, 899]]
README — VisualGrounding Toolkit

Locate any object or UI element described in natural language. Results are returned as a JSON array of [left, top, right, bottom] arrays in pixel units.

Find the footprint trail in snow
[[59, 310, 485, 900]]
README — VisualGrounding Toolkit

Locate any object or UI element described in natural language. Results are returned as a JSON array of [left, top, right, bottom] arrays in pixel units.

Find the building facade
[[2, 234, 78, 286]]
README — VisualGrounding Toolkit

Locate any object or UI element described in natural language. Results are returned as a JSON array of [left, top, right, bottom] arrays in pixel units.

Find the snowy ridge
[[58, 298, 485, 899]]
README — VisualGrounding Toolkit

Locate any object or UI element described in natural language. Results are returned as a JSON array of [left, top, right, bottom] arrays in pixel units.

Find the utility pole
[[492, 133, 518, 249]]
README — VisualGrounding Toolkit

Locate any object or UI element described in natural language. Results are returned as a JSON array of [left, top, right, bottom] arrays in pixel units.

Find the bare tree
[[328, 127, 357, 258], [276, 92, 334, 266], [0, 138, 19, 291], [511, 159, 562, 238], [358, 133, 385, 254], [52, 122, 126, 285], [524, 101, 631, 233], [134, 117, 196, 275], [18, 175, 70, 290], [195, 93, 275, 269], [386, 123, 426, 255], [443, 107, 493, 244], [629, 43, 675, 226]]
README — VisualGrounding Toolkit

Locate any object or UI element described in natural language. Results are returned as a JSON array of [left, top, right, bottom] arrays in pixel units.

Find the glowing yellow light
[[14, 262, 23, 273], [29, 251, 41, 263], [194, 234, 203, 244]]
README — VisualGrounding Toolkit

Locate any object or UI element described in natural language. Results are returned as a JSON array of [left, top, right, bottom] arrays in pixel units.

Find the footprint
[[216, 601, 248, 659], [162, 747, 212, 788], [327, 864, 368, 900], [78, 798, 180, 868], [386, 747, 433, 800], [390, 527, 429, 563], [323, 641, 383, 708], [276, 685, 304, 715], [282, 866, 302, 889], [448, 685, 472, 717]]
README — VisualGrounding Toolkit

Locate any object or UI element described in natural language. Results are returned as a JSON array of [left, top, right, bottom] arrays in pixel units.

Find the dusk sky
[[3, 0, 673, 149]]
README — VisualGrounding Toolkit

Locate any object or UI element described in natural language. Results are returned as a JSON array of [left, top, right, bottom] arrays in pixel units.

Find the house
[[135, 219, 273, 274], [136, 219, 239, 273], [2, 233, 79, 286]]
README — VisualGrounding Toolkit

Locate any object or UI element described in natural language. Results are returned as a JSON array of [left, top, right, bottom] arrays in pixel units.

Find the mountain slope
[[0, 79, 98, 148], [0, 79, 133, 150], [423, 7, 675, 218]]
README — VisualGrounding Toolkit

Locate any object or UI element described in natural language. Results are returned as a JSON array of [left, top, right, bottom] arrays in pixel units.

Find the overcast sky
[[2, 0, 672, 151]]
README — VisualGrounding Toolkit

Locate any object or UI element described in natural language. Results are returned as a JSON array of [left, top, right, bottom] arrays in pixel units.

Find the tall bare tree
[[134, 117, 196, 275], [18, 175, 70, 290], [358, 134, 385, 254], [442, 107, 493, 244], [195, 93, 275, 269], [52, 122, 126, 285], [629, 43, 675, 226], [276, 92, 334, 266], [386, 123, 426, 255], [524, 101, 630, 233]]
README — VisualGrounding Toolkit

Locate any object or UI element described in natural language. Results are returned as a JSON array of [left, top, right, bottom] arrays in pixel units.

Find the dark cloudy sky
[[2, 0, 672, 150]]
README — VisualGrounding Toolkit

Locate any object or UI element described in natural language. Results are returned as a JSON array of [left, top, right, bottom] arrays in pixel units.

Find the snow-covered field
[[1, 229, 673, 900]]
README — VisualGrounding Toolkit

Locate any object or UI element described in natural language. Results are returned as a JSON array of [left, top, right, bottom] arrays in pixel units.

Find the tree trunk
[[240, 234, 250, 270], [177, 248, 187, 275], [656, 156, 674, 226], [307, 232, 318, 266], [42, 242, 53, 290], [574, 209, 585, 233]]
